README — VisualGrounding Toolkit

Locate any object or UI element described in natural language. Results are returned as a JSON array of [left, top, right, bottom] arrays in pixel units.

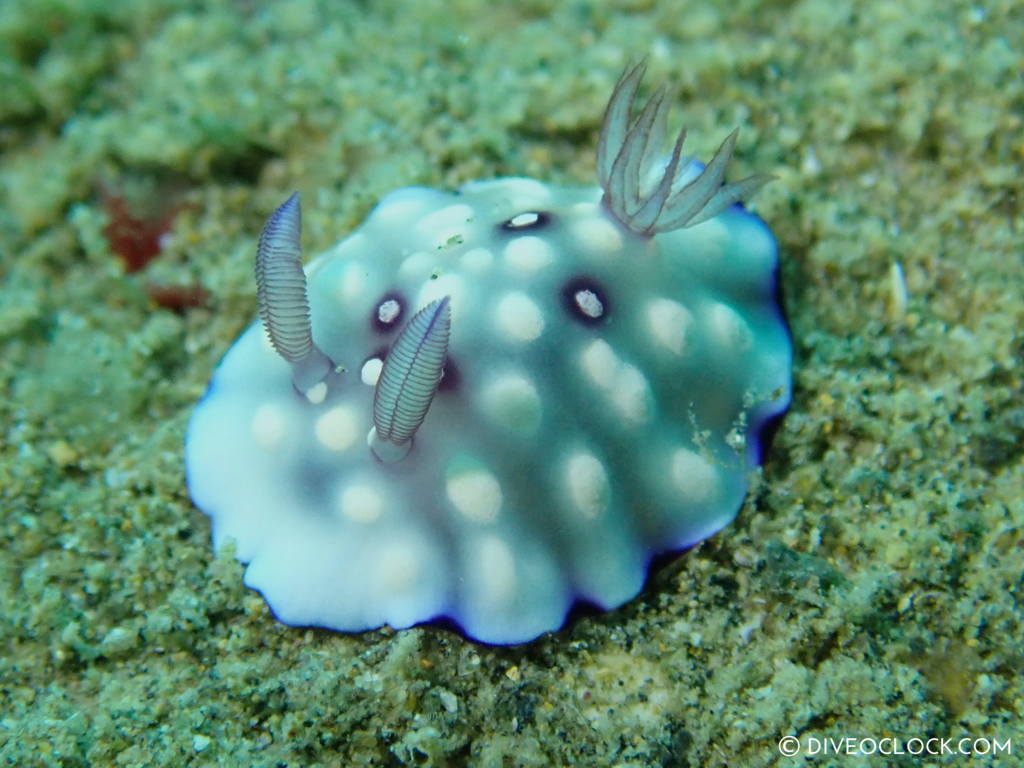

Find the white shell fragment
[[185, 69, 792, 645]]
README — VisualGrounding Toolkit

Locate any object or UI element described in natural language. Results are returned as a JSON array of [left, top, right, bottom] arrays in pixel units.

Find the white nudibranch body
[[185, 63, 792, 644]]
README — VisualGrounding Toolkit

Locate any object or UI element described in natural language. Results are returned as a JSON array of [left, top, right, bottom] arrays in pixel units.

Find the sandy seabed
[[1, 0, 1021, 765]]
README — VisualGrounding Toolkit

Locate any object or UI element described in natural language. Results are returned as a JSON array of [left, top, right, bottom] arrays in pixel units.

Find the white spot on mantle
[[495, 292, 544, 342], [251, 404, 287, 448], [475, 535, 517, 606], [360, 358, 383, 386], [670, 448, 719, 505], [647, 298, 693, 355], [315, 405, 359, 451], [479, 373, 541, 434], [338, 484, 383, 523], [447, 469, 503, 523], [504, 235, 553, 273], [566, 452, 609, 519]]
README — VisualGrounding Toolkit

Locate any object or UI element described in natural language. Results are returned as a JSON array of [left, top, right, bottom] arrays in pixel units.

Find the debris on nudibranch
[[185, 63, 792, 645]]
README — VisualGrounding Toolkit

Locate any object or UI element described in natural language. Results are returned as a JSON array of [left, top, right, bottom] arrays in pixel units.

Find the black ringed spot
[[561, 276, 610, 326], [371, 291, 405, 332], [499, 211, 552, 232]]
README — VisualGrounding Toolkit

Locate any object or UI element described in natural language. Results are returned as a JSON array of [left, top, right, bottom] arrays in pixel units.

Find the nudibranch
[[185, 63, 792, 644]]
